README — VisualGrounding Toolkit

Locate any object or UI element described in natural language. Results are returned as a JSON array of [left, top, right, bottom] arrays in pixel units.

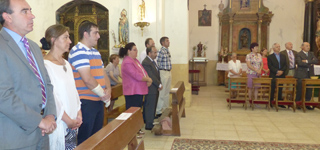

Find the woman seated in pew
[[228, 53, 242, 97], [246, 43, 263, 101], [105, 54, 122, 86], [42, 24, 82, 150]]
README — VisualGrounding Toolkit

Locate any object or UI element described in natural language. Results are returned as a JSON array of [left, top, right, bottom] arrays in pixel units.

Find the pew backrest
[[75, 107, 144, 150]]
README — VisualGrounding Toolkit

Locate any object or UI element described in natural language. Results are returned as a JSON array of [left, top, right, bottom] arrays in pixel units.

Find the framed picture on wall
[[198, 9, 211, 26]]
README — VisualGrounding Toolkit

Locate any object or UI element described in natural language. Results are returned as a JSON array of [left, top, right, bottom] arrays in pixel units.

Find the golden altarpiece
[[217, 0, 273, 85], [56, 1, 109, 66]]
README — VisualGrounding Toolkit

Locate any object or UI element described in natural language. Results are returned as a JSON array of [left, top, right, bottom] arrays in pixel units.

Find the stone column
[[257, 13, 263, 50], [218, 13, 223, 53], [303, 0, 316, 51], [228, 13, 234, 52], [267, 22, 270, 51]]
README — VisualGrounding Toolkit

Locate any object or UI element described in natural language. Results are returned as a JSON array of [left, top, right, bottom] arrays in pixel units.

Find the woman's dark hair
[[119, 42, 136, 58], [250, 42, 258, 52], [260, 48, 267, 55]]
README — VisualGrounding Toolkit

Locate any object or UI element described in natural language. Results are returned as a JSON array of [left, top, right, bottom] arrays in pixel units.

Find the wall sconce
[[134, 0, 150, 36], [134, 22, 150, 36]]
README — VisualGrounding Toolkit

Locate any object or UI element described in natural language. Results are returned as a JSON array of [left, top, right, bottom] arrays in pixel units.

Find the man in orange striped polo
[[68, 22, 111, 145]]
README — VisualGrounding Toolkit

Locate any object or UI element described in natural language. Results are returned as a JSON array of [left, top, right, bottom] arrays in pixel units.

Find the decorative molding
[[305, 0, 315, 3]]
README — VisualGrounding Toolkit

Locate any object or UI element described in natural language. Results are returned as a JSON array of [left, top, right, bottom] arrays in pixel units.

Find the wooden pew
[[296, 79, 320, 112], [154, 81, 186, 136], [169, 81, 186, 136], [104, 84, 126, 125], [273, 78, 297, 112], [251, 78, 272, 111], [75, 107, 144, 150]]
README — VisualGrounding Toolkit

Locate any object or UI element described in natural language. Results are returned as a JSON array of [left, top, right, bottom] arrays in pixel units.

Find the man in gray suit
[[280, 42, 298, 76], [0, 0, 56, 149], [142, 46, 162, 130], [295, 42, 319, 110]]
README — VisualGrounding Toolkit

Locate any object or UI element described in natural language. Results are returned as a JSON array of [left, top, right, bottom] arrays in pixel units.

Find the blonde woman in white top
[[42, 24, 82, 150], [228, 53, 242, 97], [228, 53, 242, 78]]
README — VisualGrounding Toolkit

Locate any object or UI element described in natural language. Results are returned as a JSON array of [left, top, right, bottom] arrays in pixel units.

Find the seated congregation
[[227, 42, 320, 112]]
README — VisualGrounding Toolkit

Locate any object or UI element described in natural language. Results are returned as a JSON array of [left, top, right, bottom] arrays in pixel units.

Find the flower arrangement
[[193, 46, 196, 51], [219, 47, 228, 58], [203, 45, 207, 51]]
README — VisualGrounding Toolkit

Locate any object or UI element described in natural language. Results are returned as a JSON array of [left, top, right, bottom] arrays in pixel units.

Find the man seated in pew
[[268, 43, 287, 108], [295, 42, 319, 110], [142, 46, 163, 130]]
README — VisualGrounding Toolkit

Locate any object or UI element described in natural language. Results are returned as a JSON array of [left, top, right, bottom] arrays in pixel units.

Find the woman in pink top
[[261, 48, 270, 76], [119, 42, 152, 110]]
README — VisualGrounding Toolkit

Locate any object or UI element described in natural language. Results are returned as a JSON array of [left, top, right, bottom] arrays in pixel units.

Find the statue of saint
[[119, 9, 129, 46], [197, 42, 203, 57], [139, 0, 146, 20], [240, 30, 248, 48], [241, 0, 249, 8]]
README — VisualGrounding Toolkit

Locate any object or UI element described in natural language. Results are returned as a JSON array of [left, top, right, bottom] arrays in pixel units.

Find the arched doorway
[[56, 1, 109, 65]]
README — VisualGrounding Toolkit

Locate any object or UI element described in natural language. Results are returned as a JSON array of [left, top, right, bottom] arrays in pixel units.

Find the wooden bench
[[226, 77, 248, 109], [273, 78, 297, 112], [75, 107, 144, 150], [282, 76, 295, 101], [104, 84, 126, 125], [296, 79, 320, 112], [251, 78, 272, 111], [153, 81, 186, 136]]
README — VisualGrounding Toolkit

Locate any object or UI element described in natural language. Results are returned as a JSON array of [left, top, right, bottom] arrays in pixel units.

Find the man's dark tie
[[152, 60, 158, 71]]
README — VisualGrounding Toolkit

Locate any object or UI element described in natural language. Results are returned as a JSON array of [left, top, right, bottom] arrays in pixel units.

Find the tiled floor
[[140, 85, 320, 150]]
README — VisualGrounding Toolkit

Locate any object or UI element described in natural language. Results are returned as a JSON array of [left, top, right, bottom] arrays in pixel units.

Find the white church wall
[[129, 0, 189, 65]]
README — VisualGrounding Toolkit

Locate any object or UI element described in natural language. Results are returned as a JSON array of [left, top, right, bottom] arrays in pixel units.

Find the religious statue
[[240, 30, 248, 48], [240, 0, 249, 8], [197, 42, 203, 57], [118, 9, 129, 47], [139, 0, 146, 20], [219, 47, 228, 63], [218, 0, 224, 12]]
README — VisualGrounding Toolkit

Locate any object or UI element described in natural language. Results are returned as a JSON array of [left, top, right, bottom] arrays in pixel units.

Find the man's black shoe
[[278, 105, 286, 108], [145, 127, 153, 130], [306, 106, 314, 110], [154, 113, 162, 119]]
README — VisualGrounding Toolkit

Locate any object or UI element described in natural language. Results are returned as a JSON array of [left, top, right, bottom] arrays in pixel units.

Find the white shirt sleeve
[[139, 51, 147, 64]]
